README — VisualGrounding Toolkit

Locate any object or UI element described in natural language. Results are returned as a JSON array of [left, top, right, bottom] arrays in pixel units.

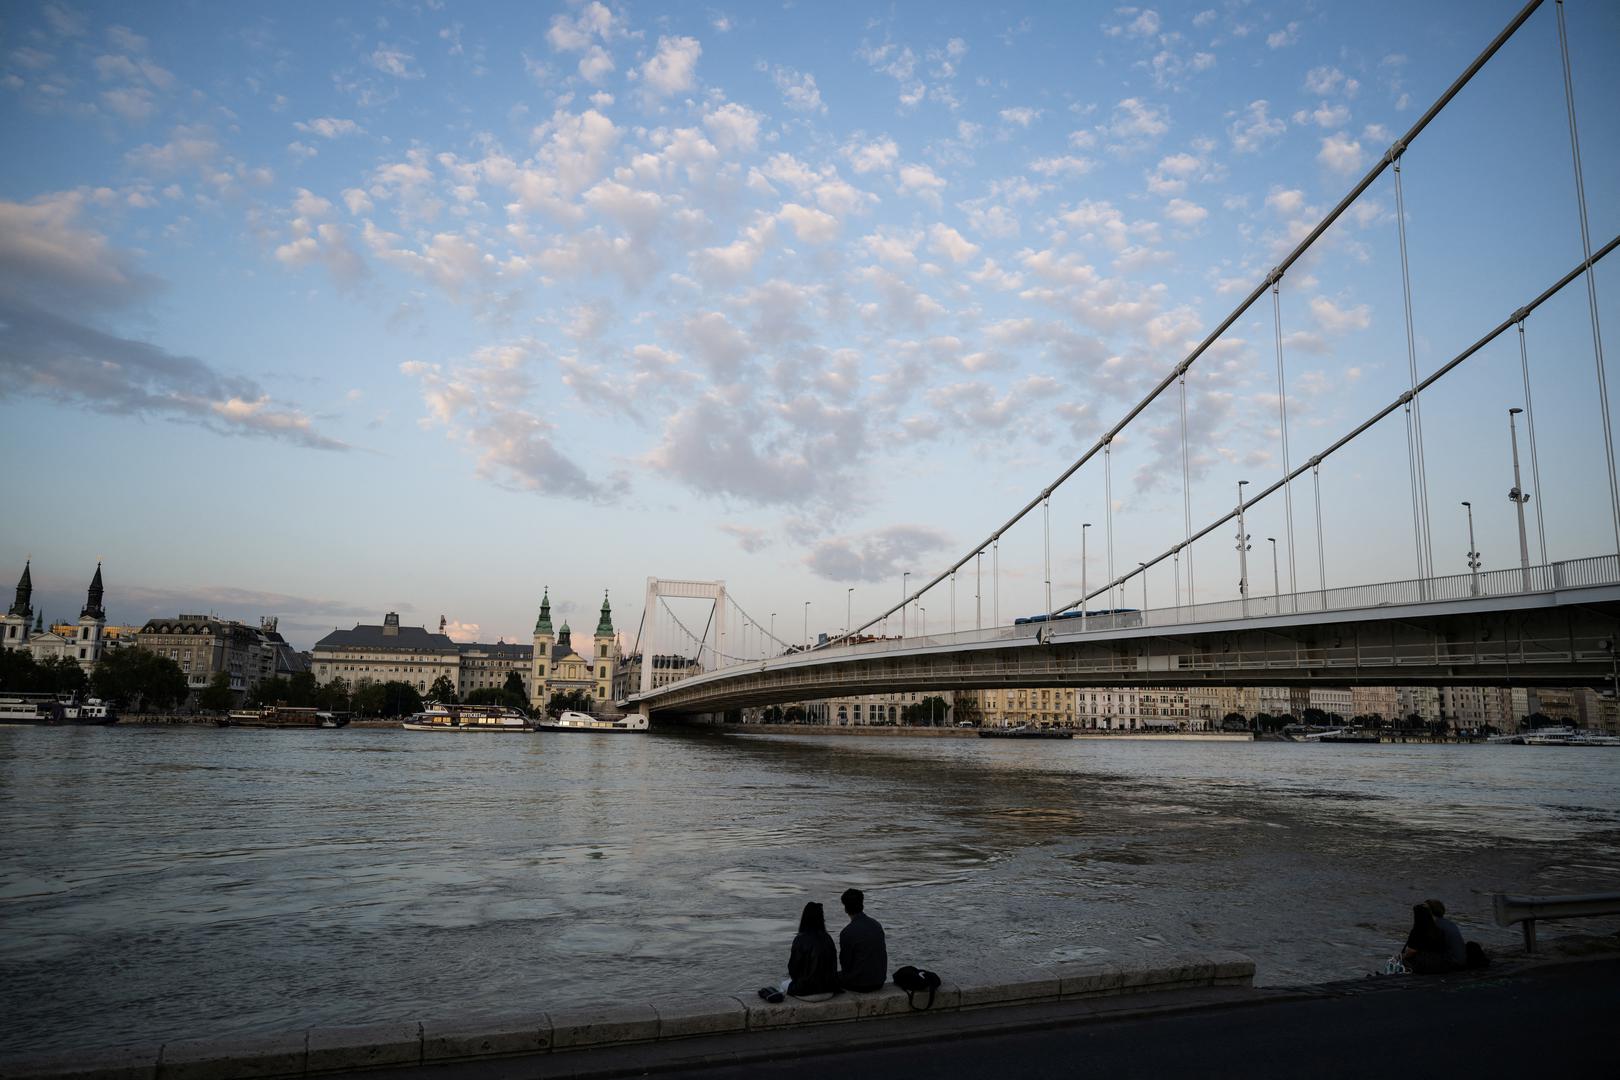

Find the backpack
[[892, 965, 942, 1010], [1465, 941, 1490, 970]]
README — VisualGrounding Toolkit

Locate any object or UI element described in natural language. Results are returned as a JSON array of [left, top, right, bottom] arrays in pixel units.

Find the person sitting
[[759, 901, 839, 1003], [837, 887, 888, 992], [1426, 899, 1467, 971], [1401, 902, 1453, 974]]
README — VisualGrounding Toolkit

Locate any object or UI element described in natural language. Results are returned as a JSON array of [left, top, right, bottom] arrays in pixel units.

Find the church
[[2, 561, 109, 673], [530, 589, 618, 710]]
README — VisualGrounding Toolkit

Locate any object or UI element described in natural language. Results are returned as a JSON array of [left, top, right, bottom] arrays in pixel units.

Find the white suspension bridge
[[620, 0, 1620, 720]]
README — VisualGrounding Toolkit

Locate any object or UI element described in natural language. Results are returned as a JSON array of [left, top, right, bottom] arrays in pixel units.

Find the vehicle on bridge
[[1014, 609, 1140, 626]]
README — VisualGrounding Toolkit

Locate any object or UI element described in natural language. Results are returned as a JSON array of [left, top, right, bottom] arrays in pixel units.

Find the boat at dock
[[219, 706, 349, 729], [402, 703, 532, 732], [0, 694, 119, 726], [978, 725, 1074, 740], [533, 709, 648, 733]]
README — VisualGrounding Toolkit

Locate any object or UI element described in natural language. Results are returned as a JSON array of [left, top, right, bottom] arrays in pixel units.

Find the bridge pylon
[[640, 577, 727, 697]]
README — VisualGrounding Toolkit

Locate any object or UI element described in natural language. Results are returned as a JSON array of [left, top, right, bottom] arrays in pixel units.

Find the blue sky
[[2, 0, 1617, 651]]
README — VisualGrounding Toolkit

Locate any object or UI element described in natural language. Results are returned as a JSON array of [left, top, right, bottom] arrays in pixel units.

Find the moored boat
[[0, 694, 118, 726], [220, 706, 349, 729], [402, 703, 532, 732], [978, 725, 1074, 740], [533, 709, 648, 733]]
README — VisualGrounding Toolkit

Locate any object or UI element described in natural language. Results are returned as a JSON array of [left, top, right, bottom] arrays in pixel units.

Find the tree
[[464, 687, 528, 711], [427, 674, 458, 704], [381, 681, 423, 717], [761, 705, 784, 724], [199, 672, 236, 712], [1301, 707, 1330, 727], [250, 676, 291, 706], [287, 671, 317, 706], [351, 678, 384, 716], [92, 648, 187, 711], [317, 676, 352, 712], [1222, 712, 1247, 732], [502, 671, 526, 697], [901, 696, 950, 726], [953, 695, 983, 727], [546, 689, 593, 716], [783, 705, 806, 724], [36, 656, 89, 696]]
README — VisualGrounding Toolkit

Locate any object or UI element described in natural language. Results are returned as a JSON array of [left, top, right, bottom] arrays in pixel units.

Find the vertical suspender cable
[[1179, 372, 1195, 603], [1270, 280, 1299, 601], [1104, 441, 1117, 609], [951, 571, 957, 634], [1394, 158, 1435, 581], [1312, 462, 1327, 602], [993, 540, 1000, 627], [1556, 0, 1620, 556], [1043, 495, 1053, 627], [1516, 321, 1549, 563], [976, 551, 982, 630]]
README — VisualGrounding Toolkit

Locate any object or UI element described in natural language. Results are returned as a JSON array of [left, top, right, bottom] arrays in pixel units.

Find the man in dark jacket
[[837, 888, 887, 991]]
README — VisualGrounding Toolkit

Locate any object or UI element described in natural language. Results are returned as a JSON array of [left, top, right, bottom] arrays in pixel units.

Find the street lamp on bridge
[[1081, 522, 1092, 630], [1462, 501, 1482, 596], [1508, 407, 1532, 587], [1138, 562, 1147, 611], [1267, 537, 1280, 606], [803, 601, 810, 652], [846, 587, 854, 643], [901, 571, 910, 638]]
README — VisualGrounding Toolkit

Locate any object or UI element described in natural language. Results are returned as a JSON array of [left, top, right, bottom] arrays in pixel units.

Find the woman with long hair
[[1401, 902, 1449, 974], [758, 901, 840, 1002]]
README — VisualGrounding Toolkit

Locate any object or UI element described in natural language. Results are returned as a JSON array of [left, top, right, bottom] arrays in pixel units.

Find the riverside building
[[3, 561, 109, 673], [530, 589, 618, 710]]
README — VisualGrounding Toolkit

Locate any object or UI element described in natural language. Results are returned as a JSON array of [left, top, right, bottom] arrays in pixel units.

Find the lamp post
[[1267, 537, 1280, 611], [846, 587, 853, 644], [901, 571, 910, 638], [1138, 563, 1147, 611], [1236, 481, 1252, 614], [1081, 523, 1091, 630], [1508, 408, 1532, 589], [803, 602, 810, 652], [769, 612, 776, 652], [1462, 501, 1482, 596], [919, 606, 926, 636]]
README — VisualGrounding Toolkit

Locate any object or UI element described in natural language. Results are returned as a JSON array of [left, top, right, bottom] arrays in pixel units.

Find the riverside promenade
[[5, 947, 1616, 1080]]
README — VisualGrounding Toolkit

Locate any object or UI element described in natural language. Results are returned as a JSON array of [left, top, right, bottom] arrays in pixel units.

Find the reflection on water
[[2, 726, 1619, 1053]]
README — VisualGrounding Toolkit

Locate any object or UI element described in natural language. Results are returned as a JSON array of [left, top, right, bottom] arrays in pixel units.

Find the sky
[[2, 0, 1618, 654]]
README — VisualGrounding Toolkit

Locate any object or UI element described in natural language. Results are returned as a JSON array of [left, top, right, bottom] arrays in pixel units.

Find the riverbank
[[723, 724, 1254, 741], [0, 952, 1255, 1079]]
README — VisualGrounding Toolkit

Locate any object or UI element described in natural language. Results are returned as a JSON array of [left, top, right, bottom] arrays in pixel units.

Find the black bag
[[1465, 941, 1490, 969], [892, 965, 942, 1010]]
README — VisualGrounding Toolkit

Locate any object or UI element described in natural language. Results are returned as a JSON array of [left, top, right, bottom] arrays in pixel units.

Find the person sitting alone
[[1401, 902, 1454, 974], [837, 887, 888, 992], [1426, 899, 1467, 971], [759, 901, 839, 1003]]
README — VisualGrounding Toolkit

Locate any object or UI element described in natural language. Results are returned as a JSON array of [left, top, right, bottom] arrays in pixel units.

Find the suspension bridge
[[621, 0, 1620, 719]]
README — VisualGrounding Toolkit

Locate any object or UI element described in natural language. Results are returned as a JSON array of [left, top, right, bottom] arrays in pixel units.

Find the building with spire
[[3, 562, 110, 673], [530, 589, 620, 711]]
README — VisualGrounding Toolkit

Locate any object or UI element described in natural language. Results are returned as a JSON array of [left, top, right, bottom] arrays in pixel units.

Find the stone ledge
[[0, 953, 1255, 1080]]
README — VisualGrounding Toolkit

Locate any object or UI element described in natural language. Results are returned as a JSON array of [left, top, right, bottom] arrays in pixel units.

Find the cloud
[[369, 44, 423, 79], [844, 137, 898, 174], [1164, 197, 1208, 227], [703, 101, 762, 153], [548, 2, 618, 51], [1308, 296, 1371, 333], [999, 106, 1041, 128], [1228, 100, 1285, 153], [1030, 155, 1094, 178], [719, 524, 772, 553], [803, 525, 953, 584], [1105, 9, 1162, 39], [1317, 132, 1365, 174], [295, 117, 364, 139], [897, 162, 946, 205], [1100, 97, 1169, 151], [927, 223, 979, 263], [1266, 21, 1301, 48], [1303, 65, 1358, 97], [771, 66, 825, 114], [640, 36, 701, 98]]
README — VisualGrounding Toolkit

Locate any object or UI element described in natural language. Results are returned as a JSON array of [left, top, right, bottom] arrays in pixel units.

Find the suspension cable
[[1179, 372, 1195, 604], [1104, 441, 1116, 610], [1556, 0, 1619, 555], [1271, 280, 1299, 601], [1050, 233, 1620, 616], [834, 0, 1547, 644], [1515, 321, 1549, 563]]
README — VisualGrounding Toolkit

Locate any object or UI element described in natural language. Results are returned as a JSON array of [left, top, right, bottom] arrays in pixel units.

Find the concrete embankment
[[0, 953, 1253, 1080], [724, 724, 1252, 741]]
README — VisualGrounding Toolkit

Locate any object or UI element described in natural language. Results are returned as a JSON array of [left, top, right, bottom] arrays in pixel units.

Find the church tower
[[530, 588, 554, 710], [2, 560, 33, 652], [593, 590, 617, 705], [76, 563, 107, 672]]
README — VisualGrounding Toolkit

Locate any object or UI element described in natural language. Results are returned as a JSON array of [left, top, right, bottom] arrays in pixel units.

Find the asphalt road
[[661, 960, 1618, 1080]]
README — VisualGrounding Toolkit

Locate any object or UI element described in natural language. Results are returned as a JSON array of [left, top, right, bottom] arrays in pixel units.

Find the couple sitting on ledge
[[759, 888, 887, 1003]]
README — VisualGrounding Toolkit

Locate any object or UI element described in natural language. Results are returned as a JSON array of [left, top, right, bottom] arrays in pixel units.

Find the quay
[[4, 948, 1615, 1080]]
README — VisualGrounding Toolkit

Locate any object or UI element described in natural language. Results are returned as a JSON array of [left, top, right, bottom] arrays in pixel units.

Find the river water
[[2, 726, 1618, 1054]]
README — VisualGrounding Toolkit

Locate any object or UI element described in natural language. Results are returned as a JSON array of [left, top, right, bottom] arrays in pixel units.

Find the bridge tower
[[640, 578, 726, 697]]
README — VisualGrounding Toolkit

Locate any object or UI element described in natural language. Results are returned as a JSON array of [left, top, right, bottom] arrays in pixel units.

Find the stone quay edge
[[0, 952, 1253, 1080]]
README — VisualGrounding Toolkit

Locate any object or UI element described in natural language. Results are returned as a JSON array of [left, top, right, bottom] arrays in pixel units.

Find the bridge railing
[[681, 554, 1620, 686]]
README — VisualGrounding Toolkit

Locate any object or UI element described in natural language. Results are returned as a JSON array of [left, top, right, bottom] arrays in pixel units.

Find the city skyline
[[3, 0, 1618, 651]]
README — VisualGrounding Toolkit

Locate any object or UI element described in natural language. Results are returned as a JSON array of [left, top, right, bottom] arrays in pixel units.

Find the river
[[2, 725, 1617, 1054]]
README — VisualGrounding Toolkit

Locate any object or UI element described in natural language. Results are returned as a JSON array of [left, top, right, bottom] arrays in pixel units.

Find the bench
[[1492, 891, 1620, 953]]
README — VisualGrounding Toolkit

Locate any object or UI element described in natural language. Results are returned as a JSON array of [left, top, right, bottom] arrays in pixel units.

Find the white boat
[[533, 709, 649, 734], [402, 703, 533, 732], [0, 695, 117, 726]]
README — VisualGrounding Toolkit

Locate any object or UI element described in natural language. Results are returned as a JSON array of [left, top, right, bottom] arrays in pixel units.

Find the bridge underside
[[636, 589, 1620, 716]]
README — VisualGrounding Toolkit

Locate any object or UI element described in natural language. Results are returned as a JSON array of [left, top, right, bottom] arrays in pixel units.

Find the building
[[823, 690, 955, 726], [1307, 687, 1353, 720], [1351, 686, 1400, 722], [3, 562, 108, 673], [459, 640, 532, 697], [137, 613, 277, 696], [531, 590, 618, 710], [311, 613, 460, 695], [614, 652, 701, 700]]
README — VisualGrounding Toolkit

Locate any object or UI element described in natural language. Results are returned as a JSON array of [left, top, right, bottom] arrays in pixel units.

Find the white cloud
[[1228, 100, 1285, 153], [1317, 132, 1365, 174], [578, 45, 615, 84], [703, 101, 762, 153], [1029, 155, 1094, 178], [1105, 8, 1162, 39], [897, 163, 946, 205], [295, 117, 363, 139], [1265, 187, 1306, 216], [640, 36, 701, 98], [844, 137, 898, 174], [1293, 103, 1350, 128], [548, 2, 618, 52], [804, 525, 952, 583], [1266, 21, 1300, 49], [1100, 97, 1169, 151], [1164, 198, 1208, 227], [771, 66, 826, 114], [777, 202, 839, 244], [1309, 296, 1371, 333], [999, 106, 1041, 128], [369, 44, 422, 79], [927, 223, 979, 264]]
